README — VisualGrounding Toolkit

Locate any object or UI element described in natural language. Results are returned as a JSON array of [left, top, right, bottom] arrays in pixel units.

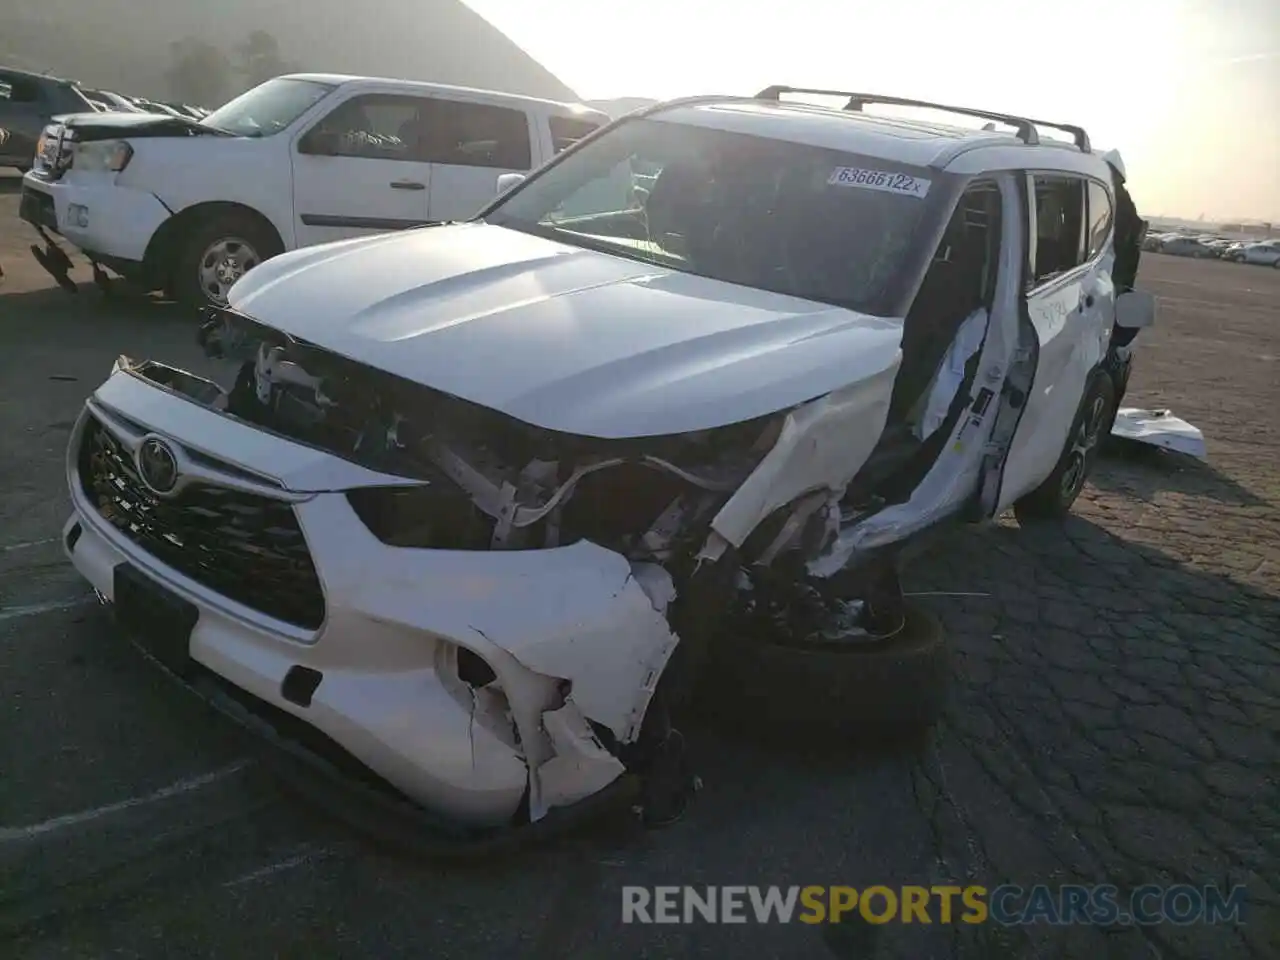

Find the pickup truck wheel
[[705, 598, 949, 744], [172, 213, 277, 308], [1014, 370, 1116, 522]]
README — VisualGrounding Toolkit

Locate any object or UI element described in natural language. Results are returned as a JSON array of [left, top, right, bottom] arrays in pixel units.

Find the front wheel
[[1014, 370, 1116, 522], [703, 594, 949, 744], [171, 213, 279, 309]]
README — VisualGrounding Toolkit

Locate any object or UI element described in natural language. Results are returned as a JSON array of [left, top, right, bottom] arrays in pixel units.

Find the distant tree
[[165, 37, 230, 107], [235, 30, 297, 88]]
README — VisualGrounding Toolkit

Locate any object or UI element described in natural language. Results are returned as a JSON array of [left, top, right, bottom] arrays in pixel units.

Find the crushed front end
[[62, 306, 903, 842]]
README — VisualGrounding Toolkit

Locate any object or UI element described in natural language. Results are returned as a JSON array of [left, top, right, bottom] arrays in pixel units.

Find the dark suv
[[0, 67, 99, 171]]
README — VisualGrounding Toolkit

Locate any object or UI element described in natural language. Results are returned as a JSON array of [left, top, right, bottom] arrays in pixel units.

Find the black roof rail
[[1019, 115, 1091, 152], [754, 86, 1092, 151]]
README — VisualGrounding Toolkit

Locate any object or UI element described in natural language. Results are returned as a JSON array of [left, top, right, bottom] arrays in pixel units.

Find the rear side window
[[1086, 180, 1113, 259], [549, 115, 605, 153], [420, 99, 532, 169], [1, 77, 40, 103], [1029, 174, 1087, 286]]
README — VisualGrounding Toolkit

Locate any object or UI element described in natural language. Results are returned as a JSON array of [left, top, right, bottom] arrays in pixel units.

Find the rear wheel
[[1014, 370, 1116, 522], [171, 212, 279, 309]]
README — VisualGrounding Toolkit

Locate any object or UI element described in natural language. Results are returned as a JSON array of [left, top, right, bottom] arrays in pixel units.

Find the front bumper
[[64, 369, 678, 830], [20, 171, 170, 264], [90, 581, 640, 855]]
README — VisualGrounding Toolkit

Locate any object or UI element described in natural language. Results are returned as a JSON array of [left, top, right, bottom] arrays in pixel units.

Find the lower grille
[[78, 416, 326, 630], [19, 187, 56, 231]]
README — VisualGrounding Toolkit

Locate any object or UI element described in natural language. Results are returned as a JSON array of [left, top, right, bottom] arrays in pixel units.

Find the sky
[[462, 0, 1280, 222]]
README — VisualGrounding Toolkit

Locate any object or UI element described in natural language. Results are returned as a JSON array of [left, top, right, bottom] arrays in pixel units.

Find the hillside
[[2, 0, 576, 105]]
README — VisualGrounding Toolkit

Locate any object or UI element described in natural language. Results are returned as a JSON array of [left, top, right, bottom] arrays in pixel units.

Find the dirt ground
[[0, 169, 1276, 959]]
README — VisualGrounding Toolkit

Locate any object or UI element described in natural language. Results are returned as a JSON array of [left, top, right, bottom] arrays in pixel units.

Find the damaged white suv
[[63, 87, 1155, 843]]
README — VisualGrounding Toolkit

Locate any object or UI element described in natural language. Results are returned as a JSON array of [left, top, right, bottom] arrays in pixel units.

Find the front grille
[[78, 416, 326, 630]]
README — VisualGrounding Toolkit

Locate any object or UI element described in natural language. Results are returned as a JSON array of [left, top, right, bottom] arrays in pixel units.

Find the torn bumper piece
[[1109, 407, 1207, 459], [120, 640, 642, 859]]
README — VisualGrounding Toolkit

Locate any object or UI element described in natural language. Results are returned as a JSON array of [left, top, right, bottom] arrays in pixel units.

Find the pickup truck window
[[488, 116, 949, 316], [202, 77, 335, 137], [419, 98, 531, 169], [303, 94, 424, 161], [1, 77, 39, 103], [549, 115, 605, 153]]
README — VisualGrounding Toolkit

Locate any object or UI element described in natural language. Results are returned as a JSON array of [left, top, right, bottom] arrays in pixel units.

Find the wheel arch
[[144, 201, 284, 287]]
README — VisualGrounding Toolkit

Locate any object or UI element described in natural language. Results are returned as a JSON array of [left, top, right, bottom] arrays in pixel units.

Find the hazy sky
[[463, 0, 1279, 221]]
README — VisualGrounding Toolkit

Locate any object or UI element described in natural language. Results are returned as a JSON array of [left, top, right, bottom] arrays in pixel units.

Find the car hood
[[51, 111, 223, 140], [227, 223, 904, 438]]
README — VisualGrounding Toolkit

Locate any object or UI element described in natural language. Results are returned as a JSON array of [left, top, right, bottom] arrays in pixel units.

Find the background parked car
[[1227, 239, 1280, 267], [1160, 236, 1221, 258], [83, 89, 145, 113], [0, 67, 99, 171]]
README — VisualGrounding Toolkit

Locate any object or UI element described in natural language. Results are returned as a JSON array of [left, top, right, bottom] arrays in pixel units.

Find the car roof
[[0, 66, 75, 86], [280, 73, 607, 118], [648, 97, 1107, 176]]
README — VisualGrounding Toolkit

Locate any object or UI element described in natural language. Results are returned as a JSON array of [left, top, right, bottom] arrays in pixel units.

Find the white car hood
[[228, 223, 904, 438]]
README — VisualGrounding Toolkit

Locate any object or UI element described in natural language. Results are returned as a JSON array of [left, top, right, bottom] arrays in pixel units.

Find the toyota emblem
[[137, 437, 179, 494]]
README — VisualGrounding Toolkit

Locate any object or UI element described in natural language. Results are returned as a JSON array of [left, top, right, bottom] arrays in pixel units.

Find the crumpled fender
[[700, 358, 901, 556]]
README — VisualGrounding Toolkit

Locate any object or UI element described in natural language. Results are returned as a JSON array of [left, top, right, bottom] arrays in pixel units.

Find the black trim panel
[[299, 214, 435, 230]]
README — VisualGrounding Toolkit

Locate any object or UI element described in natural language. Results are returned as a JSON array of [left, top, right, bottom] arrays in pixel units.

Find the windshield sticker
[[828, 167, 931, 198]]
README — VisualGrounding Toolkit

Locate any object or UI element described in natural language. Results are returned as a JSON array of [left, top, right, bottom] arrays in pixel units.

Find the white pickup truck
[[19, 74, 609, 306]]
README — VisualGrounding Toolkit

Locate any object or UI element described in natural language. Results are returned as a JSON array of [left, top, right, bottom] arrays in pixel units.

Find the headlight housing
[[74, 139, 134, 172]]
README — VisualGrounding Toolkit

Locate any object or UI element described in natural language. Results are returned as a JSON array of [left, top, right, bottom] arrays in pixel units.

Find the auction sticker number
[[828, 167, 931, 198]]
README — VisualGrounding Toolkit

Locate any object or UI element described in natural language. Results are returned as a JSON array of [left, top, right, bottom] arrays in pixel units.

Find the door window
[[0, 77, 40, 103], [1029, 175, 1087, 286], [1085, 180, 1113, 259], [419, 98, 532, 169], [301, 94, 423, 161], [549, 115, 606, 153]]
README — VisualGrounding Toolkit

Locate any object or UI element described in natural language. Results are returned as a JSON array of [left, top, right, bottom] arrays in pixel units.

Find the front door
[[291, 92, 431, 247], [996, 172, 1113, 510], [420, 97, 535, 222]]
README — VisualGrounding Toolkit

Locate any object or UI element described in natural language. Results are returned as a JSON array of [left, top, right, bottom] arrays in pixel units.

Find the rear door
[[291, 92, 432, 247], [421, 97, 535, 222], [996, 173, 1111, 509]]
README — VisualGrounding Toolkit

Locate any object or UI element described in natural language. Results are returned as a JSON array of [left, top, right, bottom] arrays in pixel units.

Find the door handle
[[389, 180, 425, 191]]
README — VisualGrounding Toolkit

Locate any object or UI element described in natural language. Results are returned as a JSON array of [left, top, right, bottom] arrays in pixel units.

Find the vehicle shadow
[[0, 177, 23, 196], [1092, 437, 1269, 508]]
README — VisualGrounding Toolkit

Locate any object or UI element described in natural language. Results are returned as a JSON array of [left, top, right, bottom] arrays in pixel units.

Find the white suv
[[19, 74, 608, 307], [62, 87, 1155, 842]]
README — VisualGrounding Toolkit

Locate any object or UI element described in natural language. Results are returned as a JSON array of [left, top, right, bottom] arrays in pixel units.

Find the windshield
[[484, 117, 949, 315], [201, 78, 335, 137]]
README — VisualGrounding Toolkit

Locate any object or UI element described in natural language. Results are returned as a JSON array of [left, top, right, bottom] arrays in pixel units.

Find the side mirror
[[1115, 289, 1156, 330], [495, 172, 526, 196], [300, 129, 340, 156]]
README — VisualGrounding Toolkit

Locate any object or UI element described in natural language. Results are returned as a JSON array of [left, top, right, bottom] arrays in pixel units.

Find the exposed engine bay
[[184, 308, 907, 637]]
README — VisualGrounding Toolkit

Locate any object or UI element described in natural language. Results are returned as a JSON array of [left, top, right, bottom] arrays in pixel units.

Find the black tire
[[171, 212, 279, 309], [1014, 369, 1116, 522], [704, 599, 949, 743]]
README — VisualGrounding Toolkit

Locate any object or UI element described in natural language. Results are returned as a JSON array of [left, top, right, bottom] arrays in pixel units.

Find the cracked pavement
[[1, 174, 1276, 958]]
